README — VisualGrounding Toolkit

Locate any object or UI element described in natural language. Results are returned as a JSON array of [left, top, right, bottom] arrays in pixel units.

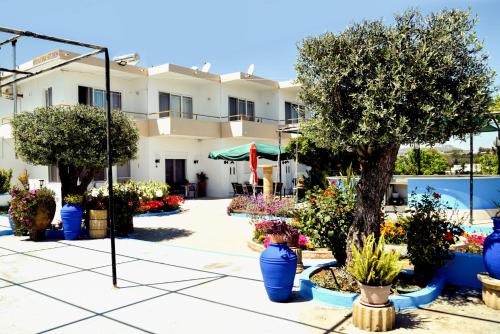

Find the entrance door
[[165, 159, 186, 186]]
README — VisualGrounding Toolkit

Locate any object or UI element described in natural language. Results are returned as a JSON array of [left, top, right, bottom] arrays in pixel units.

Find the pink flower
[[298, 235, 309, 247], [263, 237, 270, 248]]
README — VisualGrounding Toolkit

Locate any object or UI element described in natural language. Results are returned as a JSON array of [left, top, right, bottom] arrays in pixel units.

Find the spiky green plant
[[347, 234, 403, 286]]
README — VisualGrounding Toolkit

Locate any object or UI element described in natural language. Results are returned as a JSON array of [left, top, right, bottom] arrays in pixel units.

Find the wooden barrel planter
[[89, 210, 107, 239]]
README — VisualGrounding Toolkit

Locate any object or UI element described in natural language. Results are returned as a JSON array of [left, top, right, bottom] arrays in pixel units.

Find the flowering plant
[[227, 194, 294, 217], [455, 232, 486, 254], [86, 187, 108, 210], [137, 195, 184, 213], [8, 186, 56, 235], [135, 181, 169, 201], [406, 187, 464, 279], [380, 218, 408, 245], [252, 219, 314, 250]]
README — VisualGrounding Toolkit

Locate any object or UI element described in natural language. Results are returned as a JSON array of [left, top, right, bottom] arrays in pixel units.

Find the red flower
[[329, 180, 337, 186], [432, 192, 441, 199], [444, 231, 454, 242]]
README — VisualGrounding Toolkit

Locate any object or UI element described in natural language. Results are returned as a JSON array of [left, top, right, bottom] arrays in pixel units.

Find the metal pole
[[278, 131, 282, 199], [12, 40, 17, 118], [469, 132, 474, 225], [105, 49, 117, 287]]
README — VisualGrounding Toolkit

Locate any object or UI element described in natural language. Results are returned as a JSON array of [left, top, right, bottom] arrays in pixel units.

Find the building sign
[[33, 51, 59, 66]]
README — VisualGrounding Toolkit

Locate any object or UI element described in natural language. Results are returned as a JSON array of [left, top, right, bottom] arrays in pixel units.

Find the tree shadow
[[131, 227, 193, 242], [397, 312, 428, 330], [435, 286, 483, 306]]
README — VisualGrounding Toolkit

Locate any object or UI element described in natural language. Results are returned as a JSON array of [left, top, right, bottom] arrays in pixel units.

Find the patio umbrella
[[208, 142, 288, 161], [249, 143, 258, 186]]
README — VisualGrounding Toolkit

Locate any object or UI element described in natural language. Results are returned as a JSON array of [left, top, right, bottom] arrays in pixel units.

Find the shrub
[[293, 169, 356, 266], [348, 234, 403, 286], [86, 188, 108, 210], [0, 169, 12, 193], [107, 182, 140, 236], [252, 220, 314, 250], [135, 181, 169, 201], [406, 188, 464, 279]]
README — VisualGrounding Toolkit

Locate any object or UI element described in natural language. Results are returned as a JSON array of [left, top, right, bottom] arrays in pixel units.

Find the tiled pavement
[[1, 214, 499, 334]]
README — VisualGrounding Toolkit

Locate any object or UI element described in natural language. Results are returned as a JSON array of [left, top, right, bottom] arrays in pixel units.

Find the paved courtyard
[[0, 199, 499, 334]]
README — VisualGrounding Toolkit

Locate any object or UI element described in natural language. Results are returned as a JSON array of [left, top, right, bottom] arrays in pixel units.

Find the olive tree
[[12, 104, 139, 198], [296, 9, 494, 261]]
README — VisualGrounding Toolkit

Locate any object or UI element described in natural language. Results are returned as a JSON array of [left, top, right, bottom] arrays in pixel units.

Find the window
[[228, 97, 255, 121], [48, 164, 59, 182], [158, 92, 193, 119], [78, 86, 121, 110], [45, 87, 53, 107], [285, 102, 304, 124], [117, 161, 131, 182]]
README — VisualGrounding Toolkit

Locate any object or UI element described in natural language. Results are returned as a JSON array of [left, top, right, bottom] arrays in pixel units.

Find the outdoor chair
[[184, 183, 197, 198], [273, 182, 283, 196], [232, 183, 246, 196]]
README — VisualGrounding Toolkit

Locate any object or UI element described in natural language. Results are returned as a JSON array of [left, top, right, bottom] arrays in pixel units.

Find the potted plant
[[8, 186, 56, 241], [61, 194, 84, 240], [259, 220, 298, 302], [196, 172, 208, 197], [86, 188, 108, 239], [348, 234, 403, 305]]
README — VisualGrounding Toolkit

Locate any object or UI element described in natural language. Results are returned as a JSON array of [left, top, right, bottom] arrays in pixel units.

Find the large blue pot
[[61, 203, 83, 240], [260, 243, 297, 302], [483, 217, 500, 279], [8, 215, 14, 230]]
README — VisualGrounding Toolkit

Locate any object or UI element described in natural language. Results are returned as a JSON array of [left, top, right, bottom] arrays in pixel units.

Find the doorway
[[165, 159, 186, 190]]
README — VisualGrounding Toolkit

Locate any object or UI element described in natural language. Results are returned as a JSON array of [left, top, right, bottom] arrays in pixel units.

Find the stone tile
[[0, 235, 67, 253], [106, 292, 326, 334], [0, 285, 93, 333], [0, 247, 15, 256], [0, 278, 13, 288], [30, 245, 133, 269], [41, 316, 145, 334], [92, 260, 223, 286], [24, 271, 166, 313], [177, 276, 350, 329], [0, 254, 78, 283]]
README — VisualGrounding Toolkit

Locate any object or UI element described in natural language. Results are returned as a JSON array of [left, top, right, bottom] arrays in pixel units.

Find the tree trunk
[[58, 164, 96, 200], [346, 143, 400, 264]]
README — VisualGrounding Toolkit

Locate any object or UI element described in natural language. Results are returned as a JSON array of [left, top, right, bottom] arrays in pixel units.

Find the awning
[[208, 142, 289, 161]]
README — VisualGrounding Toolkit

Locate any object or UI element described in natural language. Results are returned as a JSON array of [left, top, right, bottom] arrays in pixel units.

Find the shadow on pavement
[[131, 227, 194, 242]]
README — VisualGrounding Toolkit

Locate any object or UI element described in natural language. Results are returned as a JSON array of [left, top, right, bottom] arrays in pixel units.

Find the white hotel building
[[0, 50, 306, 197]]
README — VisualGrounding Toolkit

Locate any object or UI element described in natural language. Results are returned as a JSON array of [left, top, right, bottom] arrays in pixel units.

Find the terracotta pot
[[358, 282, 392, 305], [30, 204, 56, 241]]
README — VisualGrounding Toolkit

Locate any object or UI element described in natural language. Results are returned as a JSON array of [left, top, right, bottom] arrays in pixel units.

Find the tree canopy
[[297, 9, 494, 155], [395, 148, 449, 175], [12, 104, 139, 196]]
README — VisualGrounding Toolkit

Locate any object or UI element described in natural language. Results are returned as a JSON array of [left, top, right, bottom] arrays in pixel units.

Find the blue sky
[[0, 0, 498, 150]]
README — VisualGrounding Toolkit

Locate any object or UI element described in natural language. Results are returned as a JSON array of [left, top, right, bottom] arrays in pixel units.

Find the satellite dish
[[201, 62, 211, 73], [247, 64, 255, 76], [191, 66, 199, 71]]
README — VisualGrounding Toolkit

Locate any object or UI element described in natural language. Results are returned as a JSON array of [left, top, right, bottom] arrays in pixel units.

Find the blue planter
[[444, 252, 485, 289], [259, 242, 297, 302], [61, 203, 83, 240], [483, 217, 500, 279], [8, 215, 14, 230]]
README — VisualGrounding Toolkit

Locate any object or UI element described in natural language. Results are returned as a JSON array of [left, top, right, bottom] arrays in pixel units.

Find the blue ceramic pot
[[61, 203, 83, 240], [8, 215, 14, 230], [483, 217, 500, 279], [260, 242, 297, 302]]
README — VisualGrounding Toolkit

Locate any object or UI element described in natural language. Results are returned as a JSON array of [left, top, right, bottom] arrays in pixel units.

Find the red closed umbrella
[[249, 143, 258, 186]]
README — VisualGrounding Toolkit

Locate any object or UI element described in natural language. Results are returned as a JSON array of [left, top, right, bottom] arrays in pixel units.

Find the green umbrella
[[208, 142, 289, 161], [480, 123, 499, 132]]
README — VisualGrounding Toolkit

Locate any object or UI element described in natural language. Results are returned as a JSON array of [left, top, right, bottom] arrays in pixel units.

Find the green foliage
[[395, 148, 449, 175], [286, 136, 359, 189], [134, 180, 169, 201], [103, 182, 140, 236], [293, 167, 357, 265], [12, 105, 139, 196], [64, 194, 84, 206], [380, 218, 408, 245], [296, 9, 494, 153], [406, 188, 464, 279], [12, 104, 139, 168], [0, 169, 12, 193], [478, 153, 498, 175], [348, 234, 403, 286]]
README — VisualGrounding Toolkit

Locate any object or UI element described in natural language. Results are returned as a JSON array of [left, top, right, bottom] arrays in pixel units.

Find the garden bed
[[247, 239, 333, 259], [229, 210, 290, 220], [299, 261, 446, 310]]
